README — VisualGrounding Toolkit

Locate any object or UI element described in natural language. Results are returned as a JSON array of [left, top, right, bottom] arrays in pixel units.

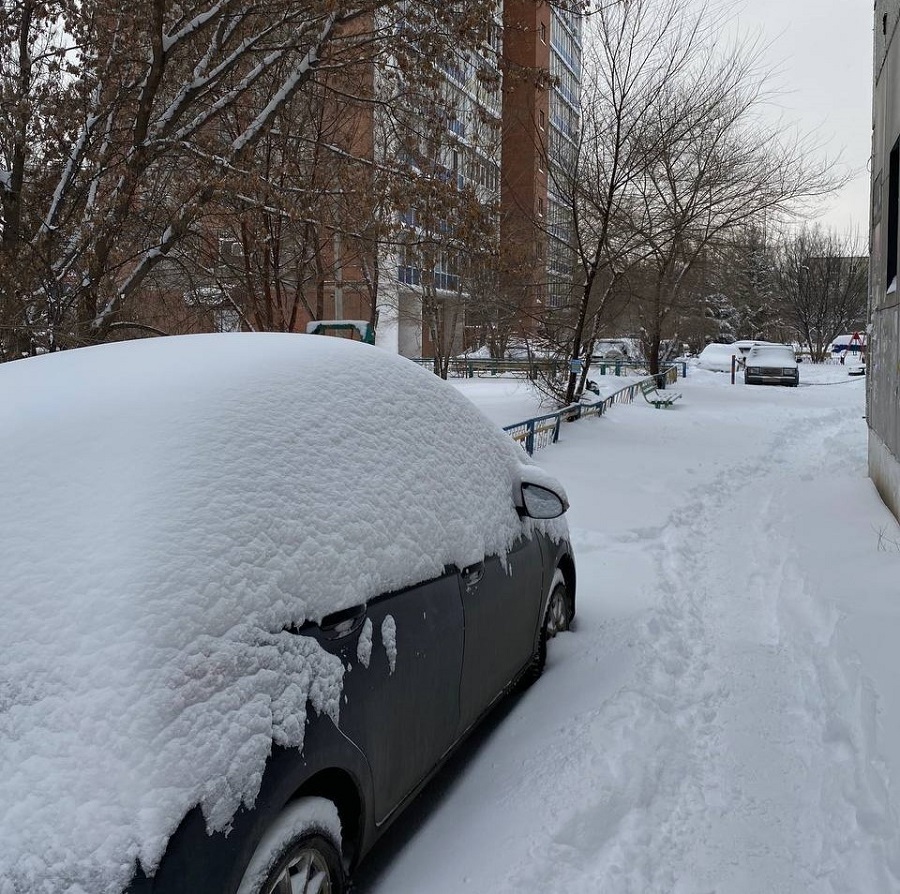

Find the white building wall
[[372, 6, 503, 358]]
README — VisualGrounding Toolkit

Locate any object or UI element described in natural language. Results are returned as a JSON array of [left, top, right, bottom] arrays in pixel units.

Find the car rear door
[[457, 533, 545, 734], [308, 570, 465, 823]]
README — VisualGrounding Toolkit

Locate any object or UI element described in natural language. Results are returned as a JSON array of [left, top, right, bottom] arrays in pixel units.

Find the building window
[[547, 285, 563, 309], [218, 236, 242, 261], [398, 245, 421, 286], [434, 253, 459, 292], [539, 22, 547, 44], [887, 139, 899, 293], [537, 197, 544, 217], [539, 109, 545, 130]]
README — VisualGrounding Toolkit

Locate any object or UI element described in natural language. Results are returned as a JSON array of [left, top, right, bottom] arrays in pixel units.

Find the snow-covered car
[[696, 342, 742, 372], [0, 334, 575, 894], [743, 343, 800, 387], [697, 341, 782, 373], [591, 338, 634, 362]]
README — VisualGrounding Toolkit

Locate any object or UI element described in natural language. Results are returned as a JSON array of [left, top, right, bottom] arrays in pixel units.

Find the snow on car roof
[[0, 333, 548, 893], [746, 344, 796, 360]]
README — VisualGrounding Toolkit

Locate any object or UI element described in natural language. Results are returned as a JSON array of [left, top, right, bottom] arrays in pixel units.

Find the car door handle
[[318, 603, 367, 639], [462, 562, 484, 589]]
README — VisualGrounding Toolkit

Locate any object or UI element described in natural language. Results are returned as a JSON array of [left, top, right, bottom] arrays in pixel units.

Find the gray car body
[[126, 530, 575, 894]]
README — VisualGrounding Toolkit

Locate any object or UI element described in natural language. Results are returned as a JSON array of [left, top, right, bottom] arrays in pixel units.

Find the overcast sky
[[725, 0, 872, 240]]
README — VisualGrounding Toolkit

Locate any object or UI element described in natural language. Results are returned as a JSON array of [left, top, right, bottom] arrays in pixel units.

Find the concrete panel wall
[[870, 1, 900, 522]]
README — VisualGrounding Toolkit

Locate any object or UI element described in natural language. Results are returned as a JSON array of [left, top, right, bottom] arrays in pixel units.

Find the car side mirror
[[518, 482, 568, 519]]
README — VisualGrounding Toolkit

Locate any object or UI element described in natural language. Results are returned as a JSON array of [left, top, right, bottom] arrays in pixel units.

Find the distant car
[[591, 338, 633, 362], [697, 341, 784, 373], [0, 334, 575, 894], [743, 343, 799, 386]]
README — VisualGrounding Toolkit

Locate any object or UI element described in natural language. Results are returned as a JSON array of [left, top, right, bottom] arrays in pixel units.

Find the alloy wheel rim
[[547, 589, 568, 637], [267, 846, 333, 894]]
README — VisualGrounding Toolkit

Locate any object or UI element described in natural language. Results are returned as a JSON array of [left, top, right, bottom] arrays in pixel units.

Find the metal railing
[[412, 357, 688, 379], [502, 365, 680, 455], [411, 357, 564, 378]]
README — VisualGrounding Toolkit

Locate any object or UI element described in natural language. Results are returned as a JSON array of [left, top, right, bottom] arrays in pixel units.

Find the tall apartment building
[[335, 0, 583, 358], [500, 1, 583, 324], [869, 0, 900, 522], [546, 6, 583, 309], [376, 6, 505, 358]]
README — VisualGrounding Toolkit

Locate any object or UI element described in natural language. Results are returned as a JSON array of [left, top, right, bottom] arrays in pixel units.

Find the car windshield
[[748, 346, 795, 364]]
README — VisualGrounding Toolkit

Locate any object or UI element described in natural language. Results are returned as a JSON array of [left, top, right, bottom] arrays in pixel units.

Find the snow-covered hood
[[0, 333, 565, 894]]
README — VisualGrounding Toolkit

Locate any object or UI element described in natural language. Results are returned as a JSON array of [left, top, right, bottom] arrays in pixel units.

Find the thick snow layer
[[356, 363, 900, 894], [697, 342, 743, 371], [0, 334, 555, 894], [745, 343, 797, 366]]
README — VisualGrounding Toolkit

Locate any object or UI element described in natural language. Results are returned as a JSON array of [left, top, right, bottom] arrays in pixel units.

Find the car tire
[[521, 573, 571, 686], [236, 797, 345, 894]]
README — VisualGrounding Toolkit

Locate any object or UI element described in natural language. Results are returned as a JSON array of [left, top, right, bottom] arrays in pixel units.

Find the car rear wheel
[[237, 797, 345, 894], [522, 574, 571, 685]]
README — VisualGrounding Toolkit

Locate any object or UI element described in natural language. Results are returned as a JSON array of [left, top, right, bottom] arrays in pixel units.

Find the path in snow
[[355, 368, 900, 894]]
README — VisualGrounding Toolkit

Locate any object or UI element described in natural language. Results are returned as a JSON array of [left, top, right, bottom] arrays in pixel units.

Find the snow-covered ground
[[355, 363, 900, 893]]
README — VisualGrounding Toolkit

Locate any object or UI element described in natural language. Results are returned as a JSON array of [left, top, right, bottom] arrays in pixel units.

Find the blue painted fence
[[412, 357, 689, 379], [503, 365, 680, 455]]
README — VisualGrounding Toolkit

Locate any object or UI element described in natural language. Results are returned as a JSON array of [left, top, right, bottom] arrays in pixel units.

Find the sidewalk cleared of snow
[[357, 363, 900, 894]]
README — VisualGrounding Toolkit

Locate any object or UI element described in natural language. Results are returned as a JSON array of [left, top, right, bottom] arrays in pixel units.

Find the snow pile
[[0, 333, 550, 894]]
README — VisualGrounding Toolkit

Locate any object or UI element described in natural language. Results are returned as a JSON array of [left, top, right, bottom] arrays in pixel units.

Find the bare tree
[[548, 0, 707, 403], [0, 0, 502, 359], [695, 223, 782, 346], [628, 29, 841, 374], [774, 227, 868, 361], [380, 15, 504, 376], [535, 0, 839, 403], [163, 57, 381, 337]]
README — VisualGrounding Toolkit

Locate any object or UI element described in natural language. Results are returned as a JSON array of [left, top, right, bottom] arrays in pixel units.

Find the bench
[[639, 378, 682, 408]]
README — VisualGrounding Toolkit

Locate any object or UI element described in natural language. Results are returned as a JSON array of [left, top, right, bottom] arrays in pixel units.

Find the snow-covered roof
[[831, 333, 867, 348], [0, 333, 554, 893]]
